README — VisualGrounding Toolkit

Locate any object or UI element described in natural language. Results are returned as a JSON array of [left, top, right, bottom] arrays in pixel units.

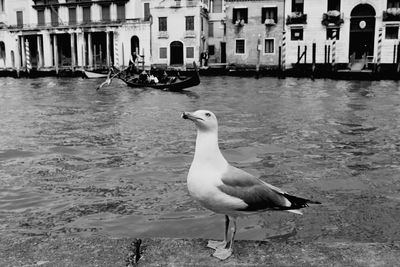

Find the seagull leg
[[207, 215, 229, 250], [212, 216, 236, 260]]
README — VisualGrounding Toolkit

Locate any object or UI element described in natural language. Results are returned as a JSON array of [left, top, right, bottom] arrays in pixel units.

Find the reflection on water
[[1, 77, 400, 243]]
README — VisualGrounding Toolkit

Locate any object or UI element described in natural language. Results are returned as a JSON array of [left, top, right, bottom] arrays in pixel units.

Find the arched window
[[0, 41, 5, 67]]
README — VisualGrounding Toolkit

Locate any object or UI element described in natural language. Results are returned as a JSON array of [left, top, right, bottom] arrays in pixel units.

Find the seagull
[[182, 110, 321, 260]]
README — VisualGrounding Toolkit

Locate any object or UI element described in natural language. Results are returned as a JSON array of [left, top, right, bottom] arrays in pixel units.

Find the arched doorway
[[349, 4, 376, 59], [170, 41, 183, 65], [131, 36, 139, 54], [0, 41, 5, 67]]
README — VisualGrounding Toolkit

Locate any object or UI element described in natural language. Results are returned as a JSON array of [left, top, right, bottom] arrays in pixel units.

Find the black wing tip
[[283, 193, 321, 208]]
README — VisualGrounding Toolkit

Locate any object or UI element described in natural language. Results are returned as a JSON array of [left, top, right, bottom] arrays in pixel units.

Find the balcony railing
[[286, 12, 307, 25], [322, 10, 344, 26], [7, 19, 132, 30], [383, 8, 400, 22], [158, 31, 169, 39]]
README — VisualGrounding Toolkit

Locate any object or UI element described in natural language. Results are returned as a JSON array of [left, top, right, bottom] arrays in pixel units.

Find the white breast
[[187, 162, 247, 214]]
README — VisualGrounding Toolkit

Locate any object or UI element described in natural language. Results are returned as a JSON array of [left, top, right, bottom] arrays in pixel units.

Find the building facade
[[225, 0, 285, 68], [0, 0, 152, 72], [150, 0, 210, 68], [284, 0, 400, 68], [1, 0, 400, 72]]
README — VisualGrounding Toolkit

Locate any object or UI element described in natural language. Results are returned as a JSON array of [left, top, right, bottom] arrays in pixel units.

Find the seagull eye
[[205, 113, 211, 117]]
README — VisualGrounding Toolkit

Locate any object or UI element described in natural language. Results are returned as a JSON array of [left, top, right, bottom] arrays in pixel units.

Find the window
[[160, 47, 167, 59], [327, 0, 340, 11], [261, 7, 278, 24], [235, 39, 245, 54], [264, 39, 274, 54], [82, 6, 91, 24], [144, 3, 150, 21], [388, 0, 400, 8], [212, 0, 223, 13], [232, 8, 248, 24], [37, 9, 45, 26], [292, 0, 304, 13], [327, 28, 340, 40], [16, 11, 23, 27], [69, 7, 76, 25], [0, 0, 4, 12], [186, 16, 194, 31], [159, 17, 167, 31], [50, 7, 59, 26], [101, 5, 110, 21], [208, 45, 215, 55], [0, 42, 4, 62], [386, 26, 399, 39], [117, 4, 125, 21], [208, 22, 214, 37], [186, 47, 194, 58], [291, 28, 303, 40]]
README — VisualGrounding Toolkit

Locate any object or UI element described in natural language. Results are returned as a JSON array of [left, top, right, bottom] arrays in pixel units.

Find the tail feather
[[283, 193, 321, 209]]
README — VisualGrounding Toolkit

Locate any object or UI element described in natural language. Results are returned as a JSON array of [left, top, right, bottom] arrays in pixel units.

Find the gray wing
[[217, 165, 291, 211]]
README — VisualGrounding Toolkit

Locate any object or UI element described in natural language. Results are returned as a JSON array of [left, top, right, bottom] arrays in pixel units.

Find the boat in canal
[[83, 70, 109, 79], [116, 63, 200, 92]]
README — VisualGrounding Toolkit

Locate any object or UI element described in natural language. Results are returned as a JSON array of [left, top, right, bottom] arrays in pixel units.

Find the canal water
[[0, 76, 399, 243]]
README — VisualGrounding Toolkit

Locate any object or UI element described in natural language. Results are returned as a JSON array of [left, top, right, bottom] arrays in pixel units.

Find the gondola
[[83, 70, 109, 79], [117, 63, 200, 92]]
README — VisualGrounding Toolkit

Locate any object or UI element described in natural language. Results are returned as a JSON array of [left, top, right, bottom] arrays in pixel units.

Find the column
[[53, 34, 59, 73], [42, 32, 53, 68], [76, 32, 83, 67], [70, 32, 76, 67], [37, 35, 43, 68], [88, 32, 93, 67], [20, 36, 26, 68], [83, 32, 87, 67], [106, 31, 110, 67]]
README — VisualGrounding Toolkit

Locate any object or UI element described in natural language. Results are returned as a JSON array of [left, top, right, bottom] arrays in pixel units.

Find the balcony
[[158, 31, 169, 39], [7, 19, 127, 31], [322, 10, 344, 26], [184, 30, 196, 38], [234, 19, 245, 27], [383, 8, 400, 22], [286, 12, 307, 25]]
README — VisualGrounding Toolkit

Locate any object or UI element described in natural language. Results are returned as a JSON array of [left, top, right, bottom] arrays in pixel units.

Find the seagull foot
[[212, 248, 233, 260], [207, 240, 227, 250]]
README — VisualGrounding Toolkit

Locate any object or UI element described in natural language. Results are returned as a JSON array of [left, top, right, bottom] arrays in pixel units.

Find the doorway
[[170, 41, 183, 65], [349, 4, 376, 59], [131, 36, 139, 54], [220, 42, 226, 63]]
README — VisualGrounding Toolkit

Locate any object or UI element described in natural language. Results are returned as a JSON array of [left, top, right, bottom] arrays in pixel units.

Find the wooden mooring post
[[311, 42, 316, 79]]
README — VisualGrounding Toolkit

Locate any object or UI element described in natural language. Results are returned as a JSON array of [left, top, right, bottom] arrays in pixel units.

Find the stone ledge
[[1, 235, 399, 266]]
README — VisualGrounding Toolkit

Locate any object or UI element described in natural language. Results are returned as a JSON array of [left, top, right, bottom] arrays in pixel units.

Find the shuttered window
[[117, 4, 126, 21], [186, 47, 194, 58], [69, 7, 76, 25], [160, 47, 167, 59], [37, 9, 45, 26]]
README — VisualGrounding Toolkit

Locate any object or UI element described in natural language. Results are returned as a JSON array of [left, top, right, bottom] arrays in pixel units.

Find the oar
[[96, 67, 127, 90]]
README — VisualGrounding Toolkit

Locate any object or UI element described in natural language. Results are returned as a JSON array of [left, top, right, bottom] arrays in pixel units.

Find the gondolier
[[129, 51, 139, 73]]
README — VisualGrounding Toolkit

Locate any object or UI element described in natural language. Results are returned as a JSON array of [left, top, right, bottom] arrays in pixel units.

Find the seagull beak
[[182, 112, 203, 122]]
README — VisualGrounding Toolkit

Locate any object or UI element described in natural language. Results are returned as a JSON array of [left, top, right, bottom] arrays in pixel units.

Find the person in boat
[[129, 51, 138, 74]]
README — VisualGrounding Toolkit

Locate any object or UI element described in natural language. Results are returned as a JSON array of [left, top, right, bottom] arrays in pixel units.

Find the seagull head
[[182, 110, 218, 132]]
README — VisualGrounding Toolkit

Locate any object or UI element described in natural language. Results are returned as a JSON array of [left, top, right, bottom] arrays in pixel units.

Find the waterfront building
[[224, 0, 285, 69], [284, 0, 400, 69], [0, 0, 151, 72], [206, 0, 226, 65], [150, 0, 210, 68]]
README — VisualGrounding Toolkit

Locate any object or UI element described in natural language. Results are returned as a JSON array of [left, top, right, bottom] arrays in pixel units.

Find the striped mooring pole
[[25, 39, 32, 73], [114, 33, 119, 68], [377, 27, 383, 72], [331, 29, 337, 70], [281, 31, 286, 72]]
